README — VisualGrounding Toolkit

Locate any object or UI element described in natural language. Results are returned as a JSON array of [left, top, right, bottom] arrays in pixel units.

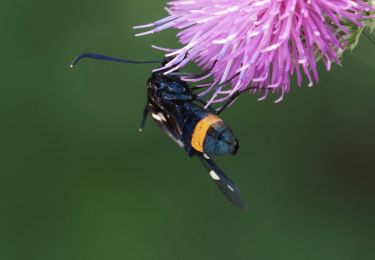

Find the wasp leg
[[195, 97, 216, 114], [196, 153, 247, 209], [364, 31, 375, 47], [215, 91, 242, 115], [215, 86, 274, 115], [139, 104, 149, 132]]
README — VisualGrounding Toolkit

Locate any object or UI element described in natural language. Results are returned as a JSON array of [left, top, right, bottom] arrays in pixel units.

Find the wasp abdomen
[[191, 114, 238, 156]]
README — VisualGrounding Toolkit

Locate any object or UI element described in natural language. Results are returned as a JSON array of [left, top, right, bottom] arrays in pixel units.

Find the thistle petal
[[135, 0, 375, 104]]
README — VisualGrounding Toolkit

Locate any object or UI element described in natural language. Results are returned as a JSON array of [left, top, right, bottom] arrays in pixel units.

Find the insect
[[70, 52, 247, 209]]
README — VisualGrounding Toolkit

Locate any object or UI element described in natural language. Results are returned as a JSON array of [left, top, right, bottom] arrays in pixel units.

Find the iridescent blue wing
[[197, 153, 247, 209]]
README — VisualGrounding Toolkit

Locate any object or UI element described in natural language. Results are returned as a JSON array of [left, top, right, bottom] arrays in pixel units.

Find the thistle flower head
[[135, 0, 375, 105]]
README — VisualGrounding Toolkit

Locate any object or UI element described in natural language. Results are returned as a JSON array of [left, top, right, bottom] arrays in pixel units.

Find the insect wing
[[148, 105, 184, 148], [198, 154, 246, 209]]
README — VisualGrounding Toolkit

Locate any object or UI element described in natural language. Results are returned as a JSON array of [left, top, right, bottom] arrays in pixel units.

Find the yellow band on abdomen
[[191, 114, 223, 152]]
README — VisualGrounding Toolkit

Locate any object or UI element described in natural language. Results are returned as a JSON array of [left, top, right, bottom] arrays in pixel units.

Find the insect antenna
[[70, 52, 162, 68]]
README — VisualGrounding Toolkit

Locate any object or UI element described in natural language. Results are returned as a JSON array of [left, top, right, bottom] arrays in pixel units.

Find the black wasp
[[70, 52, 246, 209]]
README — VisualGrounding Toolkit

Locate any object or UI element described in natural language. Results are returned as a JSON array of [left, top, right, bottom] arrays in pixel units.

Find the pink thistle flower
[[135, 0, 375, 105]]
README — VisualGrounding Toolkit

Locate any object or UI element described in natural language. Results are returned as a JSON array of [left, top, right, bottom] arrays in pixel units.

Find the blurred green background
[[1, 1, 375, 260]]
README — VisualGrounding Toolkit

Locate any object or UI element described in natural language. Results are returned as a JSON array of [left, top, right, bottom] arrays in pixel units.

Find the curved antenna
[[70, 52, 162, 68]]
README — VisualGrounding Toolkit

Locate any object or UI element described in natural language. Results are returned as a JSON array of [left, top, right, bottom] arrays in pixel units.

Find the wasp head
[[161, 56, 174, 67]]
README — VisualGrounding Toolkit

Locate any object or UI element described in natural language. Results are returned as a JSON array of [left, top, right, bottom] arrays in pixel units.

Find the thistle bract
[[135, 0, 375, 105]]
